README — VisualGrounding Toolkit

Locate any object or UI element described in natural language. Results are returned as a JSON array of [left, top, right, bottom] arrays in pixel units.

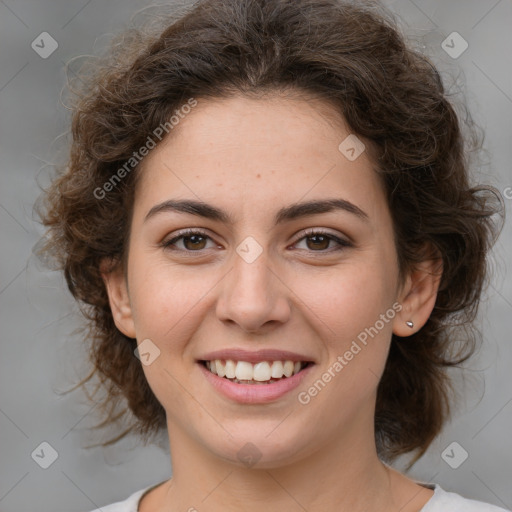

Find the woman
[[40, 0, 507, 510]]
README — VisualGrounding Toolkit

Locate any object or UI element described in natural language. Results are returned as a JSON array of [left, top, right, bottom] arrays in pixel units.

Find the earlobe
[[101, 259, 136, 339], [393, 254, 443, 337]]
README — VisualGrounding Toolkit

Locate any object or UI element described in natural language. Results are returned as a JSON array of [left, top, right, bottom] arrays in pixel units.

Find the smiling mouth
[[200, 359, 313, 385]]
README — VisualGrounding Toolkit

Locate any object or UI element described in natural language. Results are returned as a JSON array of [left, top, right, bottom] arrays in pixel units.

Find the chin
[[203, 423, 317, 470]]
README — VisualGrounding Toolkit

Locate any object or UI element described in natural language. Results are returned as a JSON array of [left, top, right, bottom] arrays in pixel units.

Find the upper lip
[[198, 349, 315, 364]]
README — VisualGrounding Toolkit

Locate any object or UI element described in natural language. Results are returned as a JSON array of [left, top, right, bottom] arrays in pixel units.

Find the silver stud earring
[[406, 320, 414, 328]]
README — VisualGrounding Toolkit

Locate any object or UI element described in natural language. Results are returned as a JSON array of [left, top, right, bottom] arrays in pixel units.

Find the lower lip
[[198, 362, 314, 404]]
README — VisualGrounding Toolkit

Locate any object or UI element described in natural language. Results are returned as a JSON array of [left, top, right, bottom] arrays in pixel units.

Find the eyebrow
[[144, 198, 369, 224]]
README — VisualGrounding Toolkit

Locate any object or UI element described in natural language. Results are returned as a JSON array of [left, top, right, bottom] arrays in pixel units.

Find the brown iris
[[183, 234, 207, 250], [306, 234, 330, 250]]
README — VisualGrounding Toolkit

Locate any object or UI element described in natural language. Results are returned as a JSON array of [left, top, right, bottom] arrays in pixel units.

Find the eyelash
[[161, 228, 352, 254]]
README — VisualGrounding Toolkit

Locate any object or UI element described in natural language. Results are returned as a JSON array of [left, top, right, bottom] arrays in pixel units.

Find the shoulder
[[422, 485, 510, 512], [87, 485, 154, 512]]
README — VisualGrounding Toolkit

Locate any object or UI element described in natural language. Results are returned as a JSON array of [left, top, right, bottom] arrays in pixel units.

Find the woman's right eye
[[162, 230, 218, 252]]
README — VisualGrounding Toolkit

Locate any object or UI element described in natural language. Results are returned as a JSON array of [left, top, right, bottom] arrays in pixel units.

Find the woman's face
[[108, 94, 410, 467]]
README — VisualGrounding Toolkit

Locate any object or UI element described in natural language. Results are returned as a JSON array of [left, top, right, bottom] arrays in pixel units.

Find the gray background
[[0, 1, 511, 511]]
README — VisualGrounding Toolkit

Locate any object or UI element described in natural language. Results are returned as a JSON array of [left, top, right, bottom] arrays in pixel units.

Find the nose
[[215, 249, 291, 333]]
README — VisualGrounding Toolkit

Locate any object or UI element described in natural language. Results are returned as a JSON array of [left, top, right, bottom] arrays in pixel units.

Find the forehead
[[134, 94, 386, 222]]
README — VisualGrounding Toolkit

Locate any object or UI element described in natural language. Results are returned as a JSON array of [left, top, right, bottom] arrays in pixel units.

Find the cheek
[[290, 251, 398, 399], [127, 262, 214, 413], [294, 258, 397, 341], [127, 258, 219, 351], [292, 268, 396, 427]]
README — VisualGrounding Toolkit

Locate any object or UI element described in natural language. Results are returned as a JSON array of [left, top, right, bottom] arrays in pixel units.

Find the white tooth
[[253, 362, 271, 381], [209, 360, 216, 373], [215, 359, 226, 377], [283, 360, 294, 377], [294, 361, 301, 375], [270, 361, 284, 378], [225, 360, 236, 379], [235, 361, 253, 380]]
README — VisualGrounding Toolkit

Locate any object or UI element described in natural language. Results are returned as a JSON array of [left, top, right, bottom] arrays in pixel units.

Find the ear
[[101, 259, 136, 339], [392, 248, 443, 337]]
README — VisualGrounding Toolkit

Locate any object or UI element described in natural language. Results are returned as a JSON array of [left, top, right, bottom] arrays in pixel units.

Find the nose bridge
[[216, 244, 290, 331], [233, 249, 272, 298]]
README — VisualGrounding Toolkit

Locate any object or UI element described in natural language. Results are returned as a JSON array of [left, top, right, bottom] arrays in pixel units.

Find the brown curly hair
[[40, 0, 503, 463]]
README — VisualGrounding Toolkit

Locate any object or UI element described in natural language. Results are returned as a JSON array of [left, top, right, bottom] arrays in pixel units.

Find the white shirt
[[89, 483, 511, 512]]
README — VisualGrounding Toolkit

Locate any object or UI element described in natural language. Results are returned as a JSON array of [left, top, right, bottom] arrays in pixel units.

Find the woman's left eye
[[162, 229, 350, 253], [292, 231, 351, 252]]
